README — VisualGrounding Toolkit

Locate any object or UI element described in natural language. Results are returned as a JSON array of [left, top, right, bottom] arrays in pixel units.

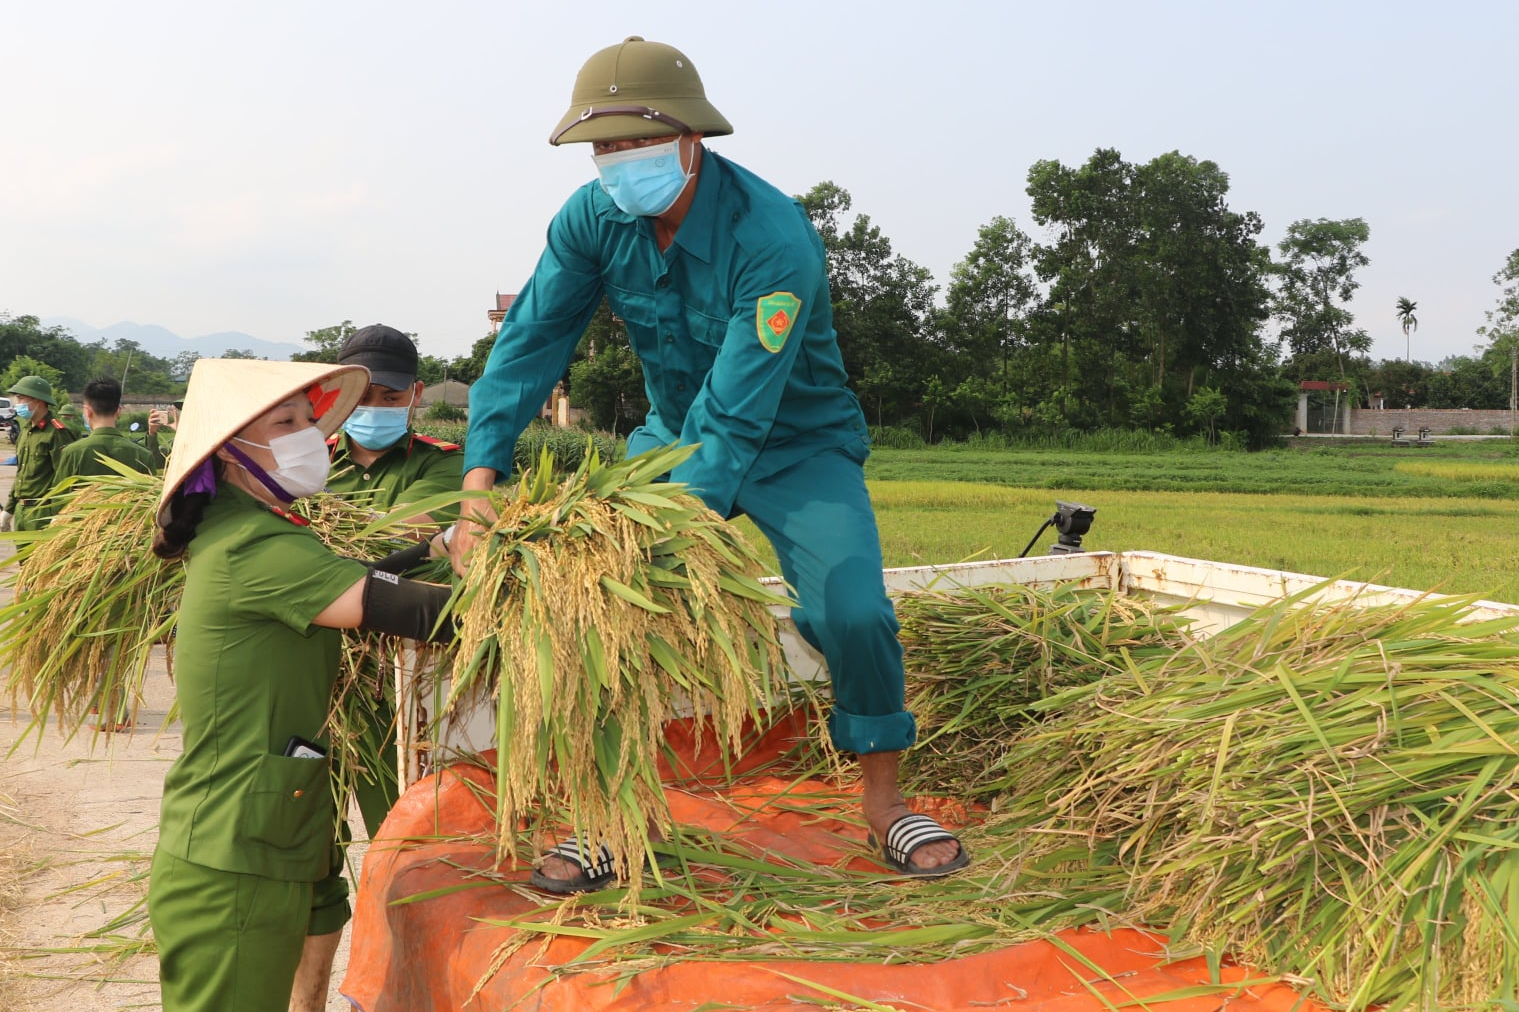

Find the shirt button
[[362, 473, 371, 480], [665, 335, 674, 344], [676, 383, 686, 391], [293, 789, 304, 798], [657, 277, 670, 289]]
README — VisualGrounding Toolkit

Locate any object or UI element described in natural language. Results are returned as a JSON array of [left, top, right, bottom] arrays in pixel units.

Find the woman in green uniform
[[148, 360, 454, 1012]]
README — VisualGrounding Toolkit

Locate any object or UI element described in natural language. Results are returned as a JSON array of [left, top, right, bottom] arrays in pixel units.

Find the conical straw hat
[[156, 359, 370, 527]]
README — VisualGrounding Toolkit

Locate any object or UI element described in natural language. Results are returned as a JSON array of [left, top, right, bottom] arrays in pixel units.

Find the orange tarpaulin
[[342, 714, 1327, 1012]]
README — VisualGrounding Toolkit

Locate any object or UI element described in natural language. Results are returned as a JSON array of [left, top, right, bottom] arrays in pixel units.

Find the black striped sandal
[[872, 813, 971, 878], [529, 839, 619, 895]]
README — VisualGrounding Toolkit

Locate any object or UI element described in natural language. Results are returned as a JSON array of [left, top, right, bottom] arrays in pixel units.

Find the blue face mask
[[14, 402, 32, 421], [343, 404, 411, 451], [592, 138, 692, 217]]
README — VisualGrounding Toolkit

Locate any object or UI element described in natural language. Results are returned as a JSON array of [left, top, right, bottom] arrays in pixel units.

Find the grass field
[[729, 439, 1519, 603]]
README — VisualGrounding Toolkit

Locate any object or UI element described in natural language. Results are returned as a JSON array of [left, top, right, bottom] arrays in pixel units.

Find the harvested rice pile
[[482, 583, 1519, 1011], [897, 581, 1194, 799], [446, 444, 791, 892]]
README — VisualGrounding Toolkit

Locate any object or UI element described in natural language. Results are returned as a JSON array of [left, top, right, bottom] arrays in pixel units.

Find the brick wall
[[1345, 408, 1519, 436]]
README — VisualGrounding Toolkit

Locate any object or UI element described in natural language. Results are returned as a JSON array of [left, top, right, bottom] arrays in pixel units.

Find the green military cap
[[8, 375, 56, 405]]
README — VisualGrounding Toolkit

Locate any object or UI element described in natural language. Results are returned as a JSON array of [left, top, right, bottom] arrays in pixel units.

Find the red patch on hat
[[307, 384, 340, 419]]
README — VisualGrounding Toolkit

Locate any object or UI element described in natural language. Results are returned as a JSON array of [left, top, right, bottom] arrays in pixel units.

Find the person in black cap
[[290, 324, 463, 1011], [328, 324, 462, 535]]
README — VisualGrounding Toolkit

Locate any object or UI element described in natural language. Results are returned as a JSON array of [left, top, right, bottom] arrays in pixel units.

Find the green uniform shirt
[[54, 425, 155, 482], [157, 487, 367, 882], [8, 410, 77, 524], [326, 431, 462, 519]]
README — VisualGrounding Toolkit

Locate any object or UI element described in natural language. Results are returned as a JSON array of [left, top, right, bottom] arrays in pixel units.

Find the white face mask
[[233, 426, 332, 499]]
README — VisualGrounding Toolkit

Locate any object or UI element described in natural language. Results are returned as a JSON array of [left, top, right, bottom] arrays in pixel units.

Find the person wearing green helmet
[[56, 397, 87, 438], [3, 374, 79, 532], [453, 37, 967, 890]]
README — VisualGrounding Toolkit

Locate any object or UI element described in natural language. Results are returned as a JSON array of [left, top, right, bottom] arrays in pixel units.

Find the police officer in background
[[55, 377, 155, 482], [452, 37, 967, 891], [3, 375, 78, 532], [329, 324, 462, 538]]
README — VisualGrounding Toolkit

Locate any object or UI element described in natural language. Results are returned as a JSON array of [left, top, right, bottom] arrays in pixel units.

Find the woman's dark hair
[[151, 458, 223, 560]]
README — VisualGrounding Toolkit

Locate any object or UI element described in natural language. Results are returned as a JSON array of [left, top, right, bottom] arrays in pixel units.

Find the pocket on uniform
[[682, 306, 728, 350], [238, 753, 332, 854]]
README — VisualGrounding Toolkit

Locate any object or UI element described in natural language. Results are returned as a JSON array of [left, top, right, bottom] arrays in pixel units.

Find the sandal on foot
[[529, 839, 618, 895], [871, 813, 970, 878]]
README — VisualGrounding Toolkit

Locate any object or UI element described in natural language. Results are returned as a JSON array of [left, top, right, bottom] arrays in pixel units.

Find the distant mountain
[[41, 317, 305, 361]]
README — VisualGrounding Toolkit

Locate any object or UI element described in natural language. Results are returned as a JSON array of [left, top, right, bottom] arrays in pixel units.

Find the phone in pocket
[[282, 735, 327, 760]]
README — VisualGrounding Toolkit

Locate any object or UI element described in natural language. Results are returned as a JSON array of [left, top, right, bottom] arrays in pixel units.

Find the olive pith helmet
[[8, 375, 56, 406], [550, 36, 733, 146]]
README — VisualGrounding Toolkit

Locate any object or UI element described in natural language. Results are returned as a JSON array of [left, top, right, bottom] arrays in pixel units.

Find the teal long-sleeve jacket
[[464, 149, 869, 516]]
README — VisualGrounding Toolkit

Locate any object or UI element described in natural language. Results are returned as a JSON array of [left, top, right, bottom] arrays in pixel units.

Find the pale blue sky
[[3, 0, 1513, 364]]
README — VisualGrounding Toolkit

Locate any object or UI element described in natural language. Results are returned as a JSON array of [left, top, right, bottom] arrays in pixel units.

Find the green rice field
[[732, 440, 1519, 603]]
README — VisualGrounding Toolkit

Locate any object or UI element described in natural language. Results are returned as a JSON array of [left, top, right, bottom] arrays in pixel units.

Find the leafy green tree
[[1395, 297, 1418, 363], [561, 299, 647, 435], [1369, 357, 1430, 409], [172, 350, 202, 378], [221, 349, 262, 360], [1184, 386, 1228, 442], [0, 355, 65, 395], [942, 216, 1038, 390], [0, 313, 93, 389], [91, 338, 178, 395], [797, 182, 940, 428], [416, 355, 448, 386], [1025, 148, 1276, 435], [1273, 218, 1372, 383], [291, 321, 358, 364]]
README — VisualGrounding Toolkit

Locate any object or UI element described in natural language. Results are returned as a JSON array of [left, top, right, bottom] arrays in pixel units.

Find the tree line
[[572, 148, 1519, 447], [9, 147, 1519, 448]]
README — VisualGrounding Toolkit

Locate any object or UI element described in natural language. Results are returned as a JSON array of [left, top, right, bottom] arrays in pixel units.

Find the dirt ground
[[0, 464, 364, 1012]]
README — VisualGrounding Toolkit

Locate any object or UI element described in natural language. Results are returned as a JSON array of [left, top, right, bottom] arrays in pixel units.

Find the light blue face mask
[[14, 402, 32, 421], [592, 138, 693, 217], [343, 404, 411, 451]]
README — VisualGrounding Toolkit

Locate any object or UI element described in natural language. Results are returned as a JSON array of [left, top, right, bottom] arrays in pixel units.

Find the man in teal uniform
[[3, 375, 78, 532], [452, 37, 967, 887], [55, 377, 155, 481]]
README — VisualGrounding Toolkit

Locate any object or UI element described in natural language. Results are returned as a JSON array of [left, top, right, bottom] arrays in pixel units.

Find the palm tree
[[1396, 297, 1419, 363]]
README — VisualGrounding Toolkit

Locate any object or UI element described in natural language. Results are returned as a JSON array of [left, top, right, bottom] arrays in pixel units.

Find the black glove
[[360, 572, 456, 643]]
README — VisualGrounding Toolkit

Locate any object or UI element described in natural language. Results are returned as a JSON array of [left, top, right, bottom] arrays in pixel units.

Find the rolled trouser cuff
[[827, 707, 916, 755]]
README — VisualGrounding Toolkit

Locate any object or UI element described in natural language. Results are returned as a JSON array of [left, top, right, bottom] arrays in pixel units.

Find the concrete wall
[[1344, 408, 1519, 436]]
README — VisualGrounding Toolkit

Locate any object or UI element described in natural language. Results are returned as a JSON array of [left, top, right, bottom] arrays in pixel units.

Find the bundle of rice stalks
[[896, 582, 1194, 800], [987, 588, 1519, 1009], [1, 468, 181, 735], [446, 444, 792, 893]]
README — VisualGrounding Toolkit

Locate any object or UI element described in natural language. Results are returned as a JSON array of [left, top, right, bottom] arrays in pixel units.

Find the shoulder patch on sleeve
[[756, 292, 802, 353]]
